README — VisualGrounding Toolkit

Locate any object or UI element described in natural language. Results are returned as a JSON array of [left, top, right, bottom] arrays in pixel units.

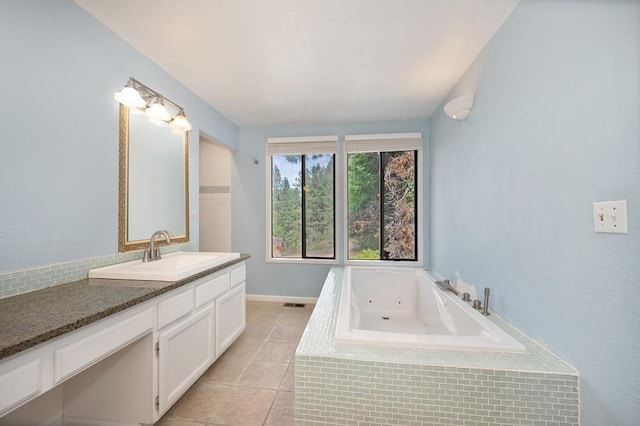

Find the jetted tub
[[335, 267, 526, 353]]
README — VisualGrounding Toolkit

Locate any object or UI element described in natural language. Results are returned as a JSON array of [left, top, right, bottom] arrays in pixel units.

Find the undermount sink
[[89, 251, 241, 282]]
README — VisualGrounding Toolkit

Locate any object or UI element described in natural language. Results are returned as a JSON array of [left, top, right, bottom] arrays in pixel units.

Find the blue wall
[[2, 0, 638, 422], [430, 1, 639, 424], [232, 120, 430, 297], [0, 0, 238, 273]]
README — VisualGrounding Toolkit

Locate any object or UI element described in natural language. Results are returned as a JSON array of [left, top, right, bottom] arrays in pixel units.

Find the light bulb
[[114, 86, 146, 108], [146, 100, 171, 122], [170, 111, 192, 132]]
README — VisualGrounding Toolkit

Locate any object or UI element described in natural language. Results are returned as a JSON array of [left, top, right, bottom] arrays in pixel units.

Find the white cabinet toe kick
[[0, 261, 247, 425]]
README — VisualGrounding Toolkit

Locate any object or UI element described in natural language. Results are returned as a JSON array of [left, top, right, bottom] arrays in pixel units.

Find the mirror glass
[[119, 105, 189, 252]]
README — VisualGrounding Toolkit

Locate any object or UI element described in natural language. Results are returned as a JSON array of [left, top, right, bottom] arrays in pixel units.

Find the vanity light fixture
[[170, 109, 193, 133], [113, 81, 146, 108], [145, 97, 172, 122], [444, 94, 475, 121], [114, 77, 192, 133]]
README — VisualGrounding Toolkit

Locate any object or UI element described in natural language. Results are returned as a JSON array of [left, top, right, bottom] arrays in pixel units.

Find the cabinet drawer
[[230, 264, 246, 288], [54, 308, 153, 383], [0, 359, 40, 416], [195, 273, 229, 309], [158, 288, 194, 329]]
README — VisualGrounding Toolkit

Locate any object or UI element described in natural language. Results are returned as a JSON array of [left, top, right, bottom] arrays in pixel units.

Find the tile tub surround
[[295, 268, 579, 426], [0, 254, 250, 360]]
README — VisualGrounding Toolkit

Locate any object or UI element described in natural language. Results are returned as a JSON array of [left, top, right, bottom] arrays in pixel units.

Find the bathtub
[[335, 267, 526, 353]]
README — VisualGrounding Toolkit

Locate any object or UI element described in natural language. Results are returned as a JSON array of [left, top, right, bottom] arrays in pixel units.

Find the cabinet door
[[215, 283, 246, 358], [0, 359, 41, 417], [158, 305, 214, 415]]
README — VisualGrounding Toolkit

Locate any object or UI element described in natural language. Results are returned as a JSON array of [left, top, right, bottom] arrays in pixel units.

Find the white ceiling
[[75, 0, 519, 127]]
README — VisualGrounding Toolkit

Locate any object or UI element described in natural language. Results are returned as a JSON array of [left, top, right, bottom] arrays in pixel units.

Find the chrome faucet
[[482, 287, 490, 316], [435, 279, 459, 296], [143, 230, 173, 262]]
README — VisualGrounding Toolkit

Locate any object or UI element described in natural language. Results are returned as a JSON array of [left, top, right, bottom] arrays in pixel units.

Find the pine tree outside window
[[266, 136, 337, 262]]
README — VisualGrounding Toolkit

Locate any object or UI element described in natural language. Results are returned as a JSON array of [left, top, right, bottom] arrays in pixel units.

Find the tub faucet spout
[[435, 279, 459, 296]]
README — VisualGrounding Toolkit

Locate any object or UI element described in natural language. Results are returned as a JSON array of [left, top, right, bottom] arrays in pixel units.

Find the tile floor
[[156, 300, 314, 426]]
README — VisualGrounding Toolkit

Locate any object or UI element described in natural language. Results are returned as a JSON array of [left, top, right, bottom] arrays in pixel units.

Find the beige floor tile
[[277, 306, 315, 323], [241, 322, 276, 341], [155, 418, 207, 426], [268, 323, 306, 342], [164, 383, 275, 425], [247, 311, 281, 327], [236, 360, 289, 389], [198, 352, 249, 385], [220, 334, 264, 360], [264, 391, 294, 426], [279, 363, 295, 391], [161, 382, 223, 422], [248, 301, 283, 313], [254, 341, 297, 363], [208, 385, 276, 426]]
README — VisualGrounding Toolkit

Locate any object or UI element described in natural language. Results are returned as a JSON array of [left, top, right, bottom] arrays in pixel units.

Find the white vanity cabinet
[[154, 263, 247, 418], [158, 304, 215, 413], [156, 276, 219, 415], [0, 260, 247, 425], [216, 264, 246, 357]]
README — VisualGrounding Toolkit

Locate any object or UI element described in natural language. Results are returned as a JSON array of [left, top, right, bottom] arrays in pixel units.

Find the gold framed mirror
[[118, 104, 189, 252]]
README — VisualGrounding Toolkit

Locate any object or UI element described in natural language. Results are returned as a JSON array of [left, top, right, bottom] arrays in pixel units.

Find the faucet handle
[[142, 247, 151, 262]]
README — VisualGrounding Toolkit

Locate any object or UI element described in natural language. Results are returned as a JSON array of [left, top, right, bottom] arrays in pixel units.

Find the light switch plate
[[593, 200, 628, 234]]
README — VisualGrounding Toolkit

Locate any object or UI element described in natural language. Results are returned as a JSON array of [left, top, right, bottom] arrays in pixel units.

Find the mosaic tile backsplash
[[295, 268, 579, 426], [0, 242, 195, 298]]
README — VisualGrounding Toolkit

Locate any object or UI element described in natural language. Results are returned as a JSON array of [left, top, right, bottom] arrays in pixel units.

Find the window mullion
[[301, 155, 306, 258], [413, 150, 418, 261], [379, 152, 385, 260]]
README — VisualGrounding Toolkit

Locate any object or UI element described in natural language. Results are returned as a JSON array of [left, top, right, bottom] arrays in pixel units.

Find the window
[[266, 133, 421, 264], [345, 133, 422, 262], [267, 136, 337, 261]]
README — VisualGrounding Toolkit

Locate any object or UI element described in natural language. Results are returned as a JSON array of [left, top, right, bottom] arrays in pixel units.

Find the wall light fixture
[[114, 77, 192, 133], [444, 94, 475, 121]]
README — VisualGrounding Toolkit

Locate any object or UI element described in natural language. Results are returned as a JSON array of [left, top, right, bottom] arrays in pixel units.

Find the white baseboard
[[62, 416, 140, 426], [246, 294, 318, 304]]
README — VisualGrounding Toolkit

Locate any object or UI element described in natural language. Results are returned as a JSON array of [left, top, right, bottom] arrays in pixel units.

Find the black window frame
[[270, 153, 336, 260], [347, 149, 418, 262]]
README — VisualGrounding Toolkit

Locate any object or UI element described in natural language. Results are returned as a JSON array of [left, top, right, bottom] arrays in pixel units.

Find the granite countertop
[[0, 254, 250, 361]]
